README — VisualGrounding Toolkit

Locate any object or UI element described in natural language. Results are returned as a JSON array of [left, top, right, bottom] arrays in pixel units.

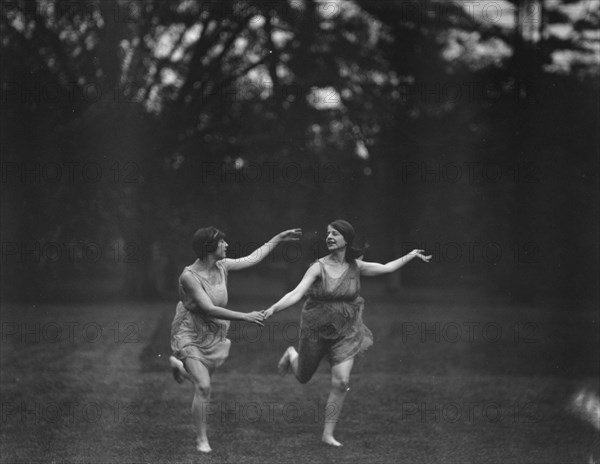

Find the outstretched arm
[[181, 273, 265, 325], [223, 228, 302, 271], [357, 249, 431, 277], [262, 263, 321, 318]]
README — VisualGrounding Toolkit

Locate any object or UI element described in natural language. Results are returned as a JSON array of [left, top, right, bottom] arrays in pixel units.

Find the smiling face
[[326, 225, 347, 252]]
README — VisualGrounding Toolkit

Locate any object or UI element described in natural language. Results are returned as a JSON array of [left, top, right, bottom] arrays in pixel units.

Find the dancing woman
[[263, 220, 430, 446], [169, 226, 302, 453]]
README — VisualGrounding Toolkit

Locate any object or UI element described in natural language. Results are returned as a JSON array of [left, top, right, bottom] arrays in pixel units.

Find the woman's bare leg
[[322, 357, 354, 446], [279, 338, 324, 384], [279, 346, 320, 384], [184, 358, 213, 453]]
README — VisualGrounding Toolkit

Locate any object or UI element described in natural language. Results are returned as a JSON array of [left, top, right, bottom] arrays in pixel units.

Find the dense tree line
[[1, 0, 598, 302]]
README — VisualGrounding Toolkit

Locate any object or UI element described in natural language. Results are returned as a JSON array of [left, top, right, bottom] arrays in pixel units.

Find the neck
[[192, 255, 218, 271], [327, 249, 347, 264]]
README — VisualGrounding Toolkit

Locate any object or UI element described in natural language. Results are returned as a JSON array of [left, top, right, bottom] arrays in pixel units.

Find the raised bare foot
[[169, 356, 186, 384], [277, 347, 294, 376], [322, 435, 343, 447]]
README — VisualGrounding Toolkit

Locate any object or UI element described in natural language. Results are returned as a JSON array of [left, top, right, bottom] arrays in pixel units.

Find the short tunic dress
[[170, 261, 231, 371], [296, 258, 373, 381]]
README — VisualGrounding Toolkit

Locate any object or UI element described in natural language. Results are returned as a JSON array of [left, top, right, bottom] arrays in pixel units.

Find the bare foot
[[196, 438, 212, 453], [169, 356, 186, 384], [322, 435, 343, 447], [277, 347, 294, 376]]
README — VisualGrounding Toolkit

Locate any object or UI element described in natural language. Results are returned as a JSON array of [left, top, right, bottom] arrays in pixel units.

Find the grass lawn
[[1, 290, 598, 463]]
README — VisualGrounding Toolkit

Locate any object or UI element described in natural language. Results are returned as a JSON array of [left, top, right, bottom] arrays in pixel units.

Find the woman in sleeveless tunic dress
[[169, 226, 302, 453], [263, 220, 431, 447], [170, 260, 232, 372]]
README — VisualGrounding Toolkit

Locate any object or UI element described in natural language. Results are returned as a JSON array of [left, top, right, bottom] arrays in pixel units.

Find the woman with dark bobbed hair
[[170, 226, 301, 453], [263, 219, 430, 447]]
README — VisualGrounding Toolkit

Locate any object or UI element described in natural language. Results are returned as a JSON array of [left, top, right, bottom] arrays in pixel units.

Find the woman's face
[[326, 226, 346, 252], [214, 238, 228, 259]]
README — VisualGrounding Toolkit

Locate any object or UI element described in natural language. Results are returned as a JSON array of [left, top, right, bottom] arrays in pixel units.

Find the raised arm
[[357, 249, 431, 277], [262, 262, 321, 318], [181, 273, 264, 325], [223, 228, 302, 271]]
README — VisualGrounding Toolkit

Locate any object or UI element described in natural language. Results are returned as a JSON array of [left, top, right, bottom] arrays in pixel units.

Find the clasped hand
[[246, 311, 266, 326], [261, 308, 275, 319]]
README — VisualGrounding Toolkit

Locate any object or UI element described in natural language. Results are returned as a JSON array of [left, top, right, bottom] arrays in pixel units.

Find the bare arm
[[181, 273, 264, 325], [223, 228, 302, 271], [262, 263, 321, 318], [357, 249, 431, 277]]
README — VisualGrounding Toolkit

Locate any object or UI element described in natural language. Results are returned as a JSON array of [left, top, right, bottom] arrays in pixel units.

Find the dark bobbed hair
[[329, 219, 369, 262], [192, 226, 226, 260]]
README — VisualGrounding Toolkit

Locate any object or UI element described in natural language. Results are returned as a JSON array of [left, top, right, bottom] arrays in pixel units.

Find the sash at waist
[[306, 295, 364, 304]]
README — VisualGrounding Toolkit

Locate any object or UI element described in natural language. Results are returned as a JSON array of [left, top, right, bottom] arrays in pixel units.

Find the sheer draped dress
[[296, 258, 373, 381], [170, 261, 231, 371]]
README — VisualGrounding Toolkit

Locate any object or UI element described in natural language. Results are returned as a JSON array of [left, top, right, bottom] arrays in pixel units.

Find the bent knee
[[296, 373, 312, 384], [192, 380, 211, 397], [332, 377, 350, 392]]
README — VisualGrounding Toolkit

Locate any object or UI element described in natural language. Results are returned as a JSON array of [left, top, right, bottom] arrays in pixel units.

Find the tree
[[2, 0, 596, 301], [1, 0, 398, 297]]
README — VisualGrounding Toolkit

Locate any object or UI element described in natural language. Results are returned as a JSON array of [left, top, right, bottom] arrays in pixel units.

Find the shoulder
[[354, 259, 368, 274], [309, 260, 323, 269], [305, 261, 322, 277], [179, 266, 192, 278], [179, 269, 196, 287]]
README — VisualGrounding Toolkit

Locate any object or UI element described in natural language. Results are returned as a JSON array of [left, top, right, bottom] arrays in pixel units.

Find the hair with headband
[[192, 226, 226, 259], [329, 219, 369, 262]]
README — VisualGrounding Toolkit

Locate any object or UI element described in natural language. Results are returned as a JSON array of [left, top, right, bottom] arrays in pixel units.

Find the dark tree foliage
[[1, 0, 597, 301]]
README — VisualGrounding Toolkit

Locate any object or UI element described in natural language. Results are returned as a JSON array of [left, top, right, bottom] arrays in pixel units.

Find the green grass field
[[1, 290, 598, 464]]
